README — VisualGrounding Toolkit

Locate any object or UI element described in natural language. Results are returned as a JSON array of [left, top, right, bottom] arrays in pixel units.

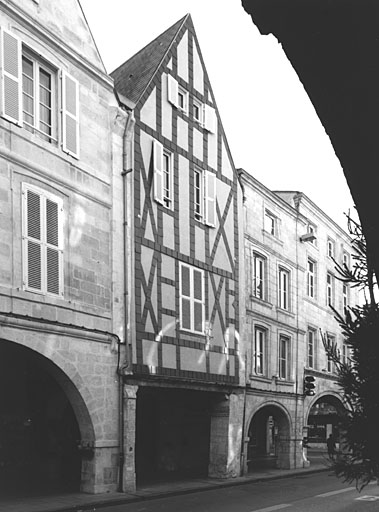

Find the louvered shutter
[[203, 104, 216, 133], [1, 29, 22, 125], [180, 265, 191, 330], [205, 171, 216, 227], [46, 198, 62, 295], [62, 71, 79, 158], [167, 74, 178, 107], [153, 139, 164, 204], [24, 189, 42, 291]]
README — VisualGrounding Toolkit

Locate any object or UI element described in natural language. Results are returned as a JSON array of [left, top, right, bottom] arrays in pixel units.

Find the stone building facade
[[111, 14, 245, 490], [240, 171, 358, 472], [0, 0, 126, 495]]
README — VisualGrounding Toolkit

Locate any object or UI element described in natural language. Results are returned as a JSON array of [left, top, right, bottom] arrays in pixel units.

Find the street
[[94, 472, 379, 512]]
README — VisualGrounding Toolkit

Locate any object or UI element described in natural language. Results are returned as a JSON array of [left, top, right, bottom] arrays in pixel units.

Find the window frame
[[307, 328, 316, 369], [264, 210, 277, 236], [193, 98, 203, 124], [253, 326, 267, 376], [278, 334, 291, 380], [22, 182, 64, 297], [252, 252, 266, 300], [194, 167, 204, 222], [278, 266, 290, 311], [343, 283, 348, 311], [307, 258, 316, 299], [179, 262, 205, 334], [177, 85, 189, 115], [326, 272, 334, 306], [327, 238, 335, 259], [326, 334, 336, 373], [21, 49, 57, 143]]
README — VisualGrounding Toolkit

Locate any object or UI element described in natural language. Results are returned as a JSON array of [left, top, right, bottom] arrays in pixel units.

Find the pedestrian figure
[[327, 434, 336, 460]]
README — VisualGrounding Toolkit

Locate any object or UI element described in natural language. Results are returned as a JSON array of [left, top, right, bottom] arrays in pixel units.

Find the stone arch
[[0, 339, 96, 494], [246, 401, 292, 471], [305, 392, 346, 449]]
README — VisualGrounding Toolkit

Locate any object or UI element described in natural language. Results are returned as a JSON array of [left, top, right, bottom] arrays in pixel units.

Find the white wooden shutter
[[23, 187, 42, 291], [1, 29, 22, 125], [167, 74, 178, 107], [153, 139, 164, 204], [193, 269, 204, 333], [46, 197, 63, 295], [203, 104, 216, 133], [62, 71, 79, 158], [205, 171, 216, 227]]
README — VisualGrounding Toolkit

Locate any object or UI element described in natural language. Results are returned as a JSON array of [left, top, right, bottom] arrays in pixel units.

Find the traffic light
[[304, 375, 316, 396]]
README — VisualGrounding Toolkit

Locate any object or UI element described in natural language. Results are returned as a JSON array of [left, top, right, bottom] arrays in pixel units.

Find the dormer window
[[177, 86, 188, 114]]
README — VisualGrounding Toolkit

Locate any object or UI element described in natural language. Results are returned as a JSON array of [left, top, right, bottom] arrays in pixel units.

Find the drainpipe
[[118, 109, 135, 492]]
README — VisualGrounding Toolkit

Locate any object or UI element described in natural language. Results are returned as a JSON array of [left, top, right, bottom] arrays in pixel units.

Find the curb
[[47, 466, 331, 512]]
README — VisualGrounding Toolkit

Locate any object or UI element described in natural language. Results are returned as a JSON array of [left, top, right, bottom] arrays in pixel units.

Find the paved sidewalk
[[0, 460, 331, 512]]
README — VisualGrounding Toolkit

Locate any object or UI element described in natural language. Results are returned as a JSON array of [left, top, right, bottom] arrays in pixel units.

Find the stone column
[[122, 384, 138, 492], [208, 393, 244, 479]]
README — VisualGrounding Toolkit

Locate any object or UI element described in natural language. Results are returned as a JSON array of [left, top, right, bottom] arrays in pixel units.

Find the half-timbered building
[[112, 14, 245, 487]]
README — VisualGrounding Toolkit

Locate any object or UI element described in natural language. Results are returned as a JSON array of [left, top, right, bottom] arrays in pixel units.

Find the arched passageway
[[247, 404, 291, 471], [0, 341, 92, 496], [306, 394, 345, 447]]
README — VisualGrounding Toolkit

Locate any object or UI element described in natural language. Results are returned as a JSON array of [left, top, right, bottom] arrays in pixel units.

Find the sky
[[79, 0, 354, 230]]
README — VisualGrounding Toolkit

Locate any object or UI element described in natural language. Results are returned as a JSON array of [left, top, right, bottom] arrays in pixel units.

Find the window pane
[[194, 302, 203, 332], [181, 266, 190, 297], [28, 240, 41, 290], [181, 298, 191, 329], [193, 270, 202, 300]]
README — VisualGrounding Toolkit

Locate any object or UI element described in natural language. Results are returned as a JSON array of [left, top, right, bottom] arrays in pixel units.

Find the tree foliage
[[322, 214, 379, 490]]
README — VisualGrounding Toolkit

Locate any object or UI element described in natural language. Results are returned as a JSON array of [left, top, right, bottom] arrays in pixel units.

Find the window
[[307, 328, 316, 368], [342, 343, 348, 365], [153, 140, 173, 209], [327, 238, 335, 259], [193, 168, 216, 226], [193, 98, 203, 124], [178, 86, 188, 114], [22, 183, 63, 296], [254, 327, 267, 376], [307, 258, 316, 298], [264, 211, 276, 236], [253, 253, 266, 300], [327, 273, 334, 306], [343, 252, 349, 268], [0, 30, 79, 156], [343, 284, 348, 311], [279, 335, 291, 380], [307, 224, 316, 245], [278, 267, 290, 310], [180, 263, 205, 333], [326, 334, 336, 372]]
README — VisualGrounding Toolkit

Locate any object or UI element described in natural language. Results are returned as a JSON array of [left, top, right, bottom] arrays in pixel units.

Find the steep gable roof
[[111, 14, 188, 105]]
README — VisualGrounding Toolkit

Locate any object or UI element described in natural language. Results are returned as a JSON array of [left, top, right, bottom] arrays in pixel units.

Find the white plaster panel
[[221, 139, 233, 180], [210, 351, 226, 375], [178, 155, 190, 256], [162, 343, 177, 369], [161, 283, 175, 311], [207, 126, 218, 170], [229, 355, 235, 376], [140, 88, 156, 130], [194, 225, 205, 262], [177, 30, 189, 82], [161, 254, 176, 280], [180, 346, 206, 373], [161, 73, 173, 141], [162, 213, 175, 250], [161, 314, 177, 339], [193, 39, 204, 94], [193, 128, 203, 161], [177, 117, 188, 151], [142, 339, 158, 367]]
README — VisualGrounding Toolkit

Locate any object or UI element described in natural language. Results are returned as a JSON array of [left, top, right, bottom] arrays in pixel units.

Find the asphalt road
[[95, 472, 379, 512]]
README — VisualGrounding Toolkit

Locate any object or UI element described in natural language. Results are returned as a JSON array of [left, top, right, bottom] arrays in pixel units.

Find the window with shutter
[[62, 71, 79, 158], [180, 263, 205, 334], [153, 140, 173, 209], [1, 29, 22, 124], [204, 171, 216, 226], [22, 183, 63, 296]]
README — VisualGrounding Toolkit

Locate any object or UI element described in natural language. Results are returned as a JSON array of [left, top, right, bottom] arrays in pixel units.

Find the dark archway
[[307, 394, 345, 446], [135, 387, 213, 485], [0, 341, 87, 496], [247, 404, 291, 471]]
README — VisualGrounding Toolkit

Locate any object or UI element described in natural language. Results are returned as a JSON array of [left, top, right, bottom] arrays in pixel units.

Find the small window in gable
[[177, 86, 188, 115], [193, 98, 203, 124], [22, 183, 63, 296], [153, 139, 173, 210]]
